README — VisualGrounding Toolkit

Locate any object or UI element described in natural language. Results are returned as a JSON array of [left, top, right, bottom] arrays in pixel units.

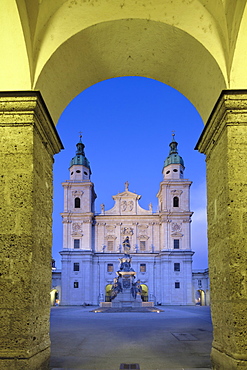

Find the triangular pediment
[[112, 190, 141, 201]]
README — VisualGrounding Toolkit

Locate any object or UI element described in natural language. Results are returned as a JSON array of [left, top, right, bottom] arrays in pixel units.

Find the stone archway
[[50, 288, 60, 306], [196, 289, 206, 306], [1, 1, 247, 369], [140, 284, 148, 302], [105, 284, 113, 302]]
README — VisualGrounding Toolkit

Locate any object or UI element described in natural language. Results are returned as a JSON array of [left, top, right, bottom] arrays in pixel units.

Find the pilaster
[[0, 92, 63, 369], [196, 90, 247, 369]]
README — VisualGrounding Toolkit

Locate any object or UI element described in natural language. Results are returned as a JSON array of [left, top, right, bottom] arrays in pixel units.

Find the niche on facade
[[72, 190, 84, 208], [170, 190, 183, 208]]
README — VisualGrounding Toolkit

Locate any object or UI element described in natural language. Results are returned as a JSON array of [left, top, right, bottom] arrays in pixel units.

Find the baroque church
[[56, 134, 198, 306]]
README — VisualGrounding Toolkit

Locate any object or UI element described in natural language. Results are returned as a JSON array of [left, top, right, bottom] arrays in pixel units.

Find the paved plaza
[[50, 305, 213, 370]]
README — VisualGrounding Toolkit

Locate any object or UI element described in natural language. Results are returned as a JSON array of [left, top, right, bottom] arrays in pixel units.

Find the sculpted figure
[[131, 279, 142, 299], [122, 236, 131, 254], [111, 277, 122, 300]]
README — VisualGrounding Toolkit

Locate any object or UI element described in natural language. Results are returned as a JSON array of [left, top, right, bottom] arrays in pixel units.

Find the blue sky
[[52, 76, 207, 270]]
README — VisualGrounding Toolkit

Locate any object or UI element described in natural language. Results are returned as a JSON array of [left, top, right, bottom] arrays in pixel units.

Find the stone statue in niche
[[122, 236, 131, 254]]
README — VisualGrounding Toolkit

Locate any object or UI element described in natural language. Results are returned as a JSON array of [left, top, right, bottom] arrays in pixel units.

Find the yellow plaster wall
[[31, 0, 231, 122], [33, 0, 228, 78], [0, 0, 32, 89], [230, 4, 247, 88], [34, 18, 226, 123], [2, 0, 247, 123]]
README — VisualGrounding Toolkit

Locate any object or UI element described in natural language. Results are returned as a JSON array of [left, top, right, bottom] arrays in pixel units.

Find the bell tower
[[157, 134, 192, 219], [157, 134, 194, 305], [162, 134, 185, 180], [61, 136, 97, 251], [69, 136, 91, 182], [60, 136, 97, 305]]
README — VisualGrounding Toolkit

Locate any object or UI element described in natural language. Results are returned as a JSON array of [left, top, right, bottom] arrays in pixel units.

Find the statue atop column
[[122, 236, 131, 255], [110, 236, 142, 306]]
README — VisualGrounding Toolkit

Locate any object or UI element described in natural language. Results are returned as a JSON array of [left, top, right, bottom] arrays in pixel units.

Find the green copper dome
[[70, 137, 91, 173], [163, 135, 184, 168]]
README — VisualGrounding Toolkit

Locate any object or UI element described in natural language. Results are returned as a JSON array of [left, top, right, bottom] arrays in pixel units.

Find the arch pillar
[[196, 90, 247, 369], [0, 92, 63, 369]]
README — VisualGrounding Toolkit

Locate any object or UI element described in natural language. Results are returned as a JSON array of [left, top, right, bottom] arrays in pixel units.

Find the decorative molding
[[72, 190, 84, 197], [137, 235, 149, 240], [106, 225, 116, 234], [72, 222, 83, 232], [138, 224, 148, 229], [121, 227, 134, 235], [83, 219, 93, 224], [171, 222, 182, 232], [171, 190, 183, 196], [171, 232, 183, 237], [105, 235, 117, 240], [121, 200, 134, 212]]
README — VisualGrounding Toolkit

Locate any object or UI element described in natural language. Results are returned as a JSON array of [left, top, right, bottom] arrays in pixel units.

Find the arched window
[[75, 197, 80, 208], [173, 196, 179, 207]]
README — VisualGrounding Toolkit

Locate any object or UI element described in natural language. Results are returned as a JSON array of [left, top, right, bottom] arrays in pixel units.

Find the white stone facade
[[59, 136, 195, 305]]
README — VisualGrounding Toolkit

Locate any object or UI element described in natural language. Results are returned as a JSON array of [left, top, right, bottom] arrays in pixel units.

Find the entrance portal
[[195, 289, 206, 306], [105, 284, 113, 302], [141, 284, 148, 302]]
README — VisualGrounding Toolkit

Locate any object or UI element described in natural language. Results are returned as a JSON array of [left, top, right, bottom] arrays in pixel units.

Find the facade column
[[0, 92, 63, 369], [196, 90, 247, 369]]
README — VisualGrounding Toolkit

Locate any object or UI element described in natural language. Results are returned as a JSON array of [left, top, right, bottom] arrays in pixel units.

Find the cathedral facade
[[60, 135, 194, 305]]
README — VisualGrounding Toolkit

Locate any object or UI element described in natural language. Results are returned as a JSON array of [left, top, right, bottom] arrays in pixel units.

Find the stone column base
[[211, 347, 247, 370], [112, 290, 142, 308], [0, 347, 50, 370]]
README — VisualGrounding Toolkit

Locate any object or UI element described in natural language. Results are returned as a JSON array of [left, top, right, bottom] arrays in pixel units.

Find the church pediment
[[103, 182, 153, 215], [112, 190, 141, 201]]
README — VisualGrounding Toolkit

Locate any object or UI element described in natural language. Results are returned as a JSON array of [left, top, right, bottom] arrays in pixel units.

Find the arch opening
[[105, 284, 113, 302], [195, 289, 206, 306], [35, 19, 226, 123], [53, 76, 208, 271], [140, 284, 148, 302]]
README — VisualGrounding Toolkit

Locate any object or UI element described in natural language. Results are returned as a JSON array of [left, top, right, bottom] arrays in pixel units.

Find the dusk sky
[[52, 76, 207, 270]]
